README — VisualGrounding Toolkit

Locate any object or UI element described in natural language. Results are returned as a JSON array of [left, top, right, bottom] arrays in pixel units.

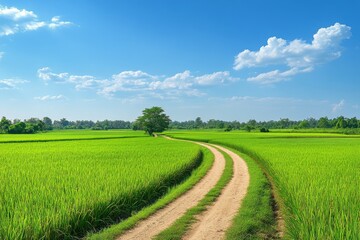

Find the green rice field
[[0, 131, 203, 239], [165, 131, 360, 239], [2, 129, 359, 239]]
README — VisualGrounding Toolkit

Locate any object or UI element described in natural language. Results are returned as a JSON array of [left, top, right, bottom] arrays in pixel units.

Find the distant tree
[[347, 117, 359, 128], [195, 117, 203, 129], [135, 106, 171, 136], [13, 119, 21, 124], [260, 127, 269, 132], [318, 117, 330, 128], [244, 125, 253, 132], [25, 118, 40, 125], [59, 118, 70, 128], [335, 116, 347, 128], [0, 117, 11, 133], [43, 117, 53, 130], [298, 119, 310, 129], [224, 125, 233, 132], [131, 121, 142, 130], [307, 117, 317, 128], [279, 118, 290, 129], [8, 122, 26, 134]]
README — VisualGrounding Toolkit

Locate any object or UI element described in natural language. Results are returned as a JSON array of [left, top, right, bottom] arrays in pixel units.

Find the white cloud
[[150, 70, 192, 90], [332, 99, 345, 113], [0, 6, 72, 36], [37, 67, 69, 82], [34, 95, 66, 101], [0, 6, 37, 20], [234, 23, 351, 84], [0, 78, 28, 89], [37, 67, 237, 98], [1, 25, 19, 35], [48, 16, 72, 29], [37, 67, 101, 90], [24, 21, 46, 31], [195, 71, 238, 85], [247, 67, 313, 84]]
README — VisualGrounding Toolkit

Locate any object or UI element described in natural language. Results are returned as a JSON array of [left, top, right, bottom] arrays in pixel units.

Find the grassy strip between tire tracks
[[164, 135, 278, 239], [154, 147, 233, 240], [224, 148, 278, 239], [86, 147, 213, 240]]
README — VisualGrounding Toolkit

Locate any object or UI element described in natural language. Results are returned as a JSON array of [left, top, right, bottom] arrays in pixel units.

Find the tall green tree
[[318, 117, 330, 128], [42, 117, 53, 130], [0, 117, 11, 133], [195, 117, 203, 128], [135, 106, 171, 136]]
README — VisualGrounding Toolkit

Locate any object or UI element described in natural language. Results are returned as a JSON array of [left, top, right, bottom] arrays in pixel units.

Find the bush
[[260, 127, 269, 132]]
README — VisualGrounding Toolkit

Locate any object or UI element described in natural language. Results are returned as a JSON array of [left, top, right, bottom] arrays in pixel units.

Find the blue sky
[[0, 1, 359, 121]]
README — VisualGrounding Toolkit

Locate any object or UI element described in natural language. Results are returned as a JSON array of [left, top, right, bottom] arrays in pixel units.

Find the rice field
[[166, 131, 360, 239], [0, 132, 202, 239]]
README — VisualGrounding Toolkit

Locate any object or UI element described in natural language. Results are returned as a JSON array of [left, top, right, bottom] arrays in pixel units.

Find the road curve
[[117, 139, 250, 240], [117, 141, 225, 240]]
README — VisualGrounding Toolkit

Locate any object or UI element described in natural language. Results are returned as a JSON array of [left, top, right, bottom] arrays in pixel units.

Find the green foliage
[[42, 117, 53, 130], [224, 125, 233, 132], [0, 132, 202, 239], [260, 127, 269, 132], [135, 106, 171, 135], [0, 116, 11, 133], [0, 117, 44, 134]]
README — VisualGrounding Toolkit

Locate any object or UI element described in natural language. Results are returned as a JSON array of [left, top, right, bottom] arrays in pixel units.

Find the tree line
[[0, 115, 359, 134], [169, 116, 360, 131], [0, 116, 131, 134]]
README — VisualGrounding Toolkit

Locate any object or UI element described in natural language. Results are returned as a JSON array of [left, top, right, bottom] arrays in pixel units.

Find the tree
[[43, 117, 53, 130], [347, 117, 359, 128], [318, 117, 330, 128], [8, 122, 26, 134], [135, 106, 171, 136], [260, 127, 269, 132], [195, 117, 203, 129], [0, 117, 11, 133], [59, 118, 70, 128], [335, 116, 347, 128], [298, 119, 310, 129]]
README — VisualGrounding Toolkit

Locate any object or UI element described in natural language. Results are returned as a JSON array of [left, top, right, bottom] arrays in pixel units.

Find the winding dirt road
[[183, 144, 250, 240], [116, 139, 250, 240]]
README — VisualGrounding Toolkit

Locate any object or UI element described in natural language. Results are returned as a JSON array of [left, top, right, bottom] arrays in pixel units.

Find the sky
[[0, 0, 359, 121]]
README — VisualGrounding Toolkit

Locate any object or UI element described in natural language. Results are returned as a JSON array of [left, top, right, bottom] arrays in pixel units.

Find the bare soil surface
[[182, 144, 250, 240], [117, 141, 226, 240]]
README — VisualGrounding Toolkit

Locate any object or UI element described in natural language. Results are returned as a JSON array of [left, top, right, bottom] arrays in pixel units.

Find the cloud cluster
[[0, 6, 72, 36], [0, 78, 28, 89], [34, 94, 65, 101], [37, 67, 237, 98], [234, 23, 351, 84]]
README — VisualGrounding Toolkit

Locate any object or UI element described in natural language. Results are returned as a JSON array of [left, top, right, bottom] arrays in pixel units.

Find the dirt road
[[117, 139, 249, 240]]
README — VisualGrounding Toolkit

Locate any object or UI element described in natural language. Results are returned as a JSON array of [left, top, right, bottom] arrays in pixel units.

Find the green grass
[[0, 133, 203, 239], [0, 129, 146, 143], [154, 148, 233, 240], [165, 131, 360, 239], [225, 150, 277, 240], [88, 146, 214, 240]]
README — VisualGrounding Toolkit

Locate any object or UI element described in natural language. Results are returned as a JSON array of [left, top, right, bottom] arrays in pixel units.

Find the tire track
[[183, 144, 250, 240]]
